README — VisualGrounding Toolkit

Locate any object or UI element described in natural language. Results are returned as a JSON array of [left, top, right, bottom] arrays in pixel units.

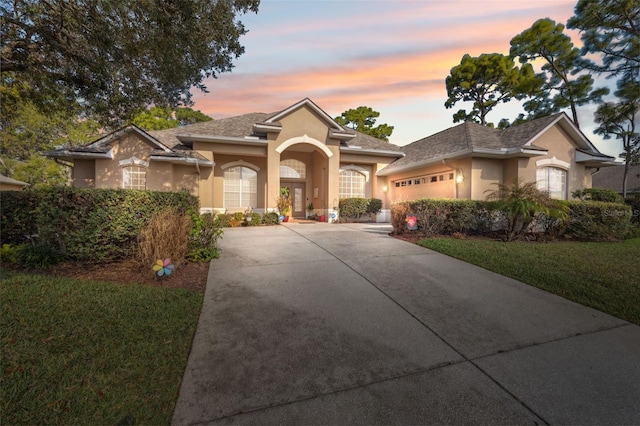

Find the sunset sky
[[191, 0, 621, 157]]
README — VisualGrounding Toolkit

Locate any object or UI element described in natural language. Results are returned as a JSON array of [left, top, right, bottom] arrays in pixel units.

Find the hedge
[[339, 197, 382, 222], [1, 187, 199, 262], [391, 198, 635, 241]]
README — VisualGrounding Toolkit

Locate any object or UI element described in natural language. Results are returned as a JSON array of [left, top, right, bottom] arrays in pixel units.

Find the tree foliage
[[1, 0, 259, 126], [594, 73, 640, 198], [131, 107, 212, 131], [444, 53, 539, 126], [509, 18, 608, 128], [335, 106, 394, 141], [567, 0, 640, 77]]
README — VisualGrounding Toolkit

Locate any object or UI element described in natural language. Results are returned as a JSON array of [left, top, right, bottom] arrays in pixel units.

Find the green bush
[[366, 198, 382, 215], [262, 212, 280, 225], [564, 200, 632, 241], [246, 212, 262, 226], [214, 213, 234, 228], [572, 188, 624, 204], [391, 197, 632, 241], [626, 196, 640, 226], [186, 212, 222, 262], [339, 197, 382, 222], [1, 244, 18, 264], [392, 199, 488, 236], [15, 243, 64, 268], [0, 187, 199, 263]]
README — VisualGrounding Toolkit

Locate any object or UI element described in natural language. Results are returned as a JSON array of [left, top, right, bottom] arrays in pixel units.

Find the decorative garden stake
[[153, 258, 175, 277]]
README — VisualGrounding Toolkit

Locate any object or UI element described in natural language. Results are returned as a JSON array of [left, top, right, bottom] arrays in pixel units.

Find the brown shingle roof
[[378, 113, 602, 175], [592, 165, 640, 194]]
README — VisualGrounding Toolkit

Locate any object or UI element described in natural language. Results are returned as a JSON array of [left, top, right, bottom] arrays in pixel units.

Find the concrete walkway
[[173, 222, 640, 425]]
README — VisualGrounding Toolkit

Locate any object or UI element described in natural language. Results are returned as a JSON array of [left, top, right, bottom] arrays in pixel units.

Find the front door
[[281, 182, 306, 219]]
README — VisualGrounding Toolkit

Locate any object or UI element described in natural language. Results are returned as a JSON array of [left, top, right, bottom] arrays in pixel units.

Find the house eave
[[575, 150, 619, 167], [149, 155, 215, 167], [340, 146, 406, 158], [176, 134, 269, 146], [377, 147, 546, 176], [42, 149, 114, 160]]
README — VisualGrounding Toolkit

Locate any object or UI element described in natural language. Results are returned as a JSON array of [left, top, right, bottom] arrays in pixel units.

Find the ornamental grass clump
[[138, 207, 190, 269]]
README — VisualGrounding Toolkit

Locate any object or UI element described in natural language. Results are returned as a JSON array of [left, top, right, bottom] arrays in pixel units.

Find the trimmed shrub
[[564, 200, 633, 241], [339, 197, 382, 222], [572, 188, 624, 204], [262, 212, 280, 225], [187, 212, 222, 262], [366, 198, 382, 215], [214, 213, 234, 228], [626, 196, 640, 226], [246, 212, 262, 226], [0, 187, 199, 263]]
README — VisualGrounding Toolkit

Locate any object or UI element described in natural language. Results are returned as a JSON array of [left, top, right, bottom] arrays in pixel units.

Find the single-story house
[[0, 175, 29, 191], [592, 165, 640, 197], [44, 98, 617, 221]]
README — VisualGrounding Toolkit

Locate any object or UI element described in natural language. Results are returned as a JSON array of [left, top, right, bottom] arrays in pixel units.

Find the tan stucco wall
[[518, 123, 589, 198], [471, 158, 504, 200], [73, 159, 96, 188], [211, 155, 268, 212]]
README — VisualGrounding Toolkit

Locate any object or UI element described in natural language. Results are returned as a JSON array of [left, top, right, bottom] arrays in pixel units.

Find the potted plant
[[276, 187, 291, 222], [306, 202, 314, 219]]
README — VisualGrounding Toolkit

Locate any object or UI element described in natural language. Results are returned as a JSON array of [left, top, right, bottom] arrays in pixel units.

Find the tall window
[[280, 159, 306, 178], [339, 170, 366, 198], [123, 166, 146, 190], [537, 167, 567, 199], [224, 166, 257, 208]]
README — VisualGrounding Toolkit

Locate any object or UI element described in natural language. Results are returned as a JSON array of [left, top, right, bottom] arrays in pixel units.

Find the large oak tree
[[1, 0, 259, 126]]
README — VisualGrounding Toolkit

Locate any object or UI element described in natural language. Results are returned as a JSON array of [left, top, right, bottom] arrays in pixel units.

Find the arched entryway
[[276, 135, 333, 220]]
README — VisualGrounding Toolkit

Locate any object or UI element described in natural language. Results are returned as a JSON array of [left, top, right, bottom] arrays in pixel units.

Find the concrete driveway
[[173, 222, 640, 425]]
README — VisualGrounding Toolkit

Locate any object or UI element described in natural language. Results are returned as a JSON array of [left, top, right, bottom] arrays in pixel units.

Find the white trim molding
[[119, 156, 149, 168], [220, 160, 261, 172], [275, 135, 333, 158], [339, 164, 370, 180], [536, 157, 571, 170]]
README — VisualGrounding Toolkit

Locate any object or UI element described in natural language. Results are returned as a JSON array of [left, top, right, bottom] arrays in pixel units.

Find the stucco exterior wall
[[73, 159, 96, 188], [471, 158, 504, 200], [518, 123, 589, 198]]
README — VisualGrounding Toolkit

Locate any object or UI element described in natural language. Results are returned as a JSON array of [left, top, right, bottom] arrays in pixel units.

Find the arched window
[[339, 170, 366, 198], [122, 166, 146, 190], [537, 167, 567, 199], [280, 159, 306, 178], [224, 166, 257, 208]]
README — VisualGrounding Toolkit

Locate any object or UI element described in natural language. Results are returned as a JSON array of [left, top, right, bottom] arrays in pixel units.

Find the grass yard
[[418, 237, 640, 326], [0, 272, 203, 425]]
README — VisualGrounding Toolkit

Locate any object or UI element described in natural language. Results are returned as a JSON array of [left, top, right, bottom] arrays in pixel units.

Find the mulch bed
[[7, 259, 210, 294]]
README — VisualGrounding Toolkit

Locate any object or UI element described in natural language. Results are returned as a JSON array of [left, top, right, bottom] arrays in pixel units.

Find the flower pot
[[319, 215, 325, 222], [283, 216, 289, 222]]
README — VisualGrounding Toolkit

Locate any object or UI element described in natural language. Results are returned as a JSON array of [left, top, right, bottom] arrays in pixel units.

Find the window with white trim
[[280, 159, 306, 178], [339, 170, 366, 198], [537, 167, 567, 199], [122, 166, 146, 190], [224, 166, 257, 208]]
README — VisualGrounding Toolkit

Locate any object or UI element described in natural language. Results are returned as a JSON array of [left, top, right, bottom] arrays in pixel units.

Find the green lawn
[[418, 237, 640, 326], [0, 273, 203, 425]]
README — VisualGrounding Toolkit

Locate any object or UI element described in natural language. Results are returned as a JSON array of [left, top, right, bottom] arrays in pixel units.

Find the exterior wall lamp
[[456, 169, 464, 184], [383, 185, 388, 192]]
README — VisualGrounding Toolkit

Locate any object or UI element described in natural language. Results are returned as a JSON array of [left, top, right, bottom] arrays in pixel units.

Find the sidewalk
[[173, 223, 640, 425]]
